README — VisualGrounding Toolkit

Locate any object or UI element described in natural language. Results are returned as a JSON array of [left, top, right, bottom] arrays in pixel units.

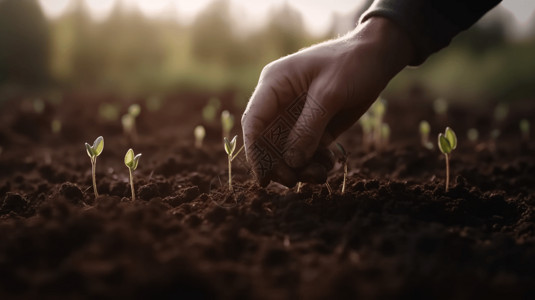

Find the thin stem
[[296, 182, 302, 193], [325, 181, 333, 196], [129, 168, 135, 201], [231, 144, 245, 161], [228, 155, 233, 192], [445, 154, 450, 192], [91, 157, 99, 198], [342, 162, 347, 194]]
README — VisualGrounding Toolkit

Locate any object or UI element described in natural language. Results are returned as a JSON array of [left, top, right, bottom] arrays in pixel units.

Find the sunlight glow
[[84, 0, 116, 20], [37, 0, 535, 36], [38, 0, 70, 18]]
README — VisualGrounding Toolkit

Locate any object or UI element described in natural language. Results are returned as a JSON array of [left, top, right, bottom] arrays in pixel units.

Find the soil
[[0, 91, 534, 299]]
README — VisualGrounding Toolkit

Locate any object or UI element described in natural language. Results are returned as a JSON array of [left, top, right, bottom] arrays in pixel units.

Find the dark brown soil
[[0, 91, 534, 299]]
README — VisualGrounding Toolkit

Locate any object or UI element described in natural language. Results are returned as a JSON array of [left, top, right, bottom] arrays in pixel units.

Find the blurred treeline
[[1, 0, 535, 105]]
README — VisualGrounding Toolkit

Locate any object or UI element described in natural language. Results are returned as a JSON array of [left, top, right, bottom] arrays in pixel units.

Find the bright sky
[[38, 0, 535, 36]]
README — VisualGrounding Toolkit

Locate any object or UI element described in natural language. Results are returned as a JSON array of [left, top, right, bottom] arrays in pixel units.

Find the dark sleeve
[[359, 0, 501, 65]]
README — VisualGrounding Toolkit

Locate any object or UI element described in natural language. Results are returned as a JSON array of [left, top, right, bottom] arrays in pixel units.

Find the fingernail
[[284, 148, 306, 168]]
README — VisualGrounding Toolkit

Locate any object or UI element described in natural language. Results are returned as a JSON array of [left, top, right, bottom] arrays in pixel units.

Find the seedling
[[419, 120, 433, 149], [51, 119, 62, 134], [381, 123, 390, 148], [358, 113, 373, 150], [194, 125, 206, 149], [202, 97, 221, 123], [370, 99, 386, 149], [336, 143, 349, 194], [520, 119, 530, 142], [438, 127, 457, 192], [224, 135, 244, 192], [221, 110, 234, 139], [296, 182, 303, 193], [433, 98, 448, 116], [99, 103, 120, 121], [85, 136, 104, 198], [124, 148, 142, 201], [122, 104, 141, 143], [493, 103, 509, 123], [467, 128, 479, 142], [325, 181, 333, 196], [33, 98, 45, 114]]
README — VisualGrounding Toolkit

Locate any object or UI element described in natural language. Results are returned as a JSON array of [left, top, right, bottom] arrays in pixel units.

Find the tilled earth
[[0, 91, 534, 299]]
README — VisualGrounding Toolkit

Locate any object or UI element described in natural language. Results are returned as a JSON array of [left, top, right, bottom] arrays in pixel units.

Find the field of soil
[[0, 91, 534, 299]]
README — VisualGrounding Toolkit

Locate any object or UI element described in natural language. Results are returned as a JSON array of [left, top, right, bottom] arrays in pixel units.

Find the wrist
[[349, 17, 415, 75]]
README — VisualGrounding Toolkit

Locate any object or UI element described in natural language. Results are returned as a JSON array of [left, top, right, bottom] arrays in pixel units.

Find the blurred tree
[[0, 0, 49, 85], [265, 3, 307, 56], [190, 0, 239, 64]]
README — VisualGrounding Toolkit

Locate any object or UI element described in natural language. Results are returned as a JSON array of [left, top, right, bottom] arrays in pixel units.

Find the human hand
[[242, 17, 414, 187]]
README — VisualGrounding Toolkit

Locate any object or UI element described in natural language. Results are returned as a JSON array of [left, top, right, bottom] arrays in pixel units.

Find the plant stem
[[231, 144, 245, 161], [228, 155, 233, 192], [342, 163, 347, 194], [445, 153, 450, 192], [129, 168, 135, 201], [296, 182, 302, 193], [91, 157, 99, 198], [325, 181, 333, 196]]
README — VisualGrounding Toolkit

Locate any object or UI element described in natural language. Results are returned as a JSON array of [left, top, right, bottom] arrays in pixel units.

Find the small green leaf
[[438, 133, 452, 154], [419, 120, 430, 135], [128, 104, 141, 117], [132, 153, 142, 170], [125, 148, 134, 169], [520, 119, 530, 133], [336, 142, 346, 157], [221, 110, 234, 133], [444, 127, 457, 150], [93, 136, 104, 156], [224, 136, 237, 155], [85, 142, 94, 158]]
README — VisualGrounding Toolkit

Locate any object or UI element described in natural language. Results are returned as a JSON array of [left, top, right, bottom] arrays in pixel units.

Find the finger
[[242, 76, 297, 185], [283, 90, 339, 169]]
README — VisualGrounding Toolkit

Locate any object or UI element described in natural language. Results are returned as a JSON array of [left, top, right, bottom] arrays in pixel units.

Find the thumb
[[283, 91, 337, 168]]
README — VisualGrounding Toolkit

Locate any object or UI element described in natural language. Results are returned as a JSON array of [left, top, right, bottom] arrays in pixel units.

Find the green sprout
[[99, 103, 120, 121], [194, 125, 206, 149], [336, 143, 349, 194], [51, 119, 62, 134], [223, 135, 244, 192], [467, 128, 479, 142], [85, 136, 104, 198], [296, 182, 303, 193], [520, 119, 530, 142], [128, 103, 141, 117], [33, 98, 45, 114], [493, 103, 509, 123], [433, 97, 448, 116], [489, 129, 500, 152], [370, 99, 386, 149], [221, 110, 234, 139], [438, 127, 457, 192], [419, 120, 433, 149], [124, 148, 142, 201], [358, 113, 373, 151], [121, 104, 141, 143], [202, 97, 221, 123], [381, 123, 390, 148]]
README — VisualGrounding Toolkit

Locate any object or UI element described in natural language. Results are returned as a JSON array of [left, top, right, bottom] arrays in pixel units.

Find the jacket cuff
[[360, 0, 501, 66]]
